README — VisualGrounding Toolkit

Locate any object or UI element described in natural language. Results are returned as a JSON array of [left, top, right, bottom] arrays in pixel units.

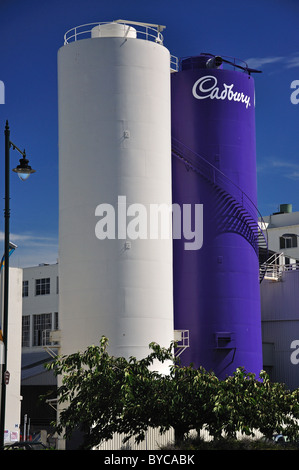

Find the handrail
[[171, 137, 268, 244], [262, 252, 299, 279], [261, 252, 284, 280], [263, 251, 284, 266], [170, 55, 179, 72], [283, 262, 299, 271], [174, 330, 190, 357], [64, 20, 164, 45], [171, 137, 269, 282]]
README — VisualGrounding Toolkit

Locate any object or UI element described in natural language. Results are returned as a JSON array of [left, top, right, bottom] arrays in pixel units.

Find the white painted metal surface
[[91, 22, 137, 39], [58, 22, 173, 369]]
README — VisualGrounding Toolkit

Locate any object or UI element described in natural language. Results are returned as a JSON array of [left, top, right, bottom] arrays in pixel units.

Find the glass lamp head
[[12, 154, 35, 181]]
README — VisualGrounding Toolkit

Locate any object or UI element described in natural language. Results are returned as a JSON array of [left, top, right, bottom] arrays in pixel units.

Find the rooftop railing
[[63, 20, 179, 72], [64, 20, 165, 45]]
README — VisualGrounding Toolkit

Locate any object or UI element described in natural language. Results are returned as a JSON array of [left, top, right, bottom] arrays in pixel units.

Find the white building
[[22, 263, 59, 352], [0, 268, 23, 444], [262, 203, 299, 267], [260, 203, 299, 390], [21, 263, 59, 440]]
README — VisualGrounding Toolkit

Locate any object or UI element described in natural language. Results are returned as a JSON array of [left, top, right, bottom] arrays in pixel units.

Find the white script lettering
[[192, 75, 251, 109], [95, 196, 203, 251]]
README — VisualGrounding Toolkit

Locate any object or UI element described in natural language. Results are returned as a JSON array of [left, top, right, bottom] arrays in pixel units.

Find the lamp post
[[0, 121, 35, 447]]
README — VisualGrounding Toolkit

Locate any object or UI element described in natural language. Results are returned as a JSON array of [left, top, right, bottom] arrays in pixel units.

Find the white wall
[[263, 210, 299, 261], [2, 268, 23, 443]]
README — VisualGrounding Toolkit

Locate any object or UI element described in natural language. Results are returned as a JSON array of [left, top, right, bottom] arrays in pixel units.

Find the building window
[[54, 312, 59, 330], [35, 278, 50, 296], [279, 234, 298, 249], [33, 313, 52, 346], [22, 280, 29, 297], [22, 316, 30, 347]]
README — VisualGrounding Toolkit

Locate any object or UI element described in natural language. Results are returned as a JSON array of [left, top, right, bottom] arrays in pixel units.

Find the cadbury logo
[[192, 75, 251, 109]]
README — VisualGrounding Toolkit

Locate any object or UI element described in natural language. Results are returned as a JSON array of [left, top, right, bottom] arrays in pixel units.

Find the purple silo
[[172, 54, 264, 379]]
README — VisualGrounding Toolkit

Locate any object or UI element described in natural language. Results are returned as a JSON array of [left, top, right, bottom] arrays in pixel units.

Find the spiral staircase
[[171, 137, 269, 283]]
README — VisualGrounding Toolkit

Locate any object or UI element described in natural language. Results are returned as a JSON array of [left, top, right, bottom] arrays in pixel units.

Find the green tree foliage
[[46, 337, 299, 449], [47, 337, 128, 448]]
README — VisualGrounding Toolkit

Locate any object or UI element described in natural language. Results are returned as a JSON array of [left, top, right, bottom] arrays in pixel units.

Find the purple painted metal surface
[[172, 54, 263, 379]]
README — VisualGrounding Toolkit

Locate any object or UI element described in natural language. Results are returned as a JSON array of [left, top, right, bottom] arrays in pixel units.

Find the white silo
[[57, 21, 174, 369]]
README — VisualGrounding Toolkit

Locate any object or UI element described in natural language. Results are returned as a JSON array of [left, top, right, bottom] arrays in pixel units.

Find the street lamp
[[0, 121, 35, 447], [13, 153, 35, 181]]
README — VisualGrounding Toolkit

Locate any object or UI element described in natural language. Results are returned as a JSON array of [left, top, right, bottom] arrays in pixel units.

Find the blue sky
[[0, 0, 299, 266]]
